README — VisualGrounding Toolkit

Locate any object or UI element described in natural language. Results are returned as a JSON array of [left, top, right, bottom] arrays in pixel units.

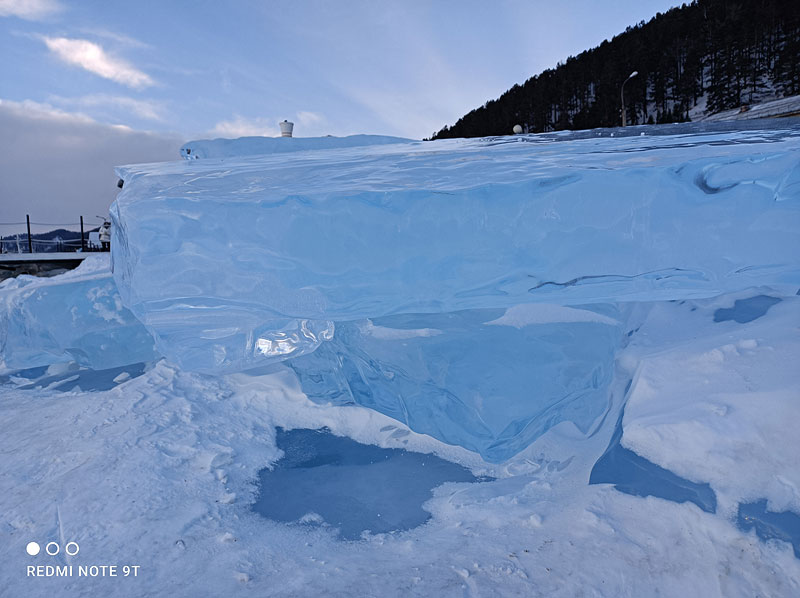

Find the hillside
[[432, 0, 800, 139], [0, 228, 100, 254]]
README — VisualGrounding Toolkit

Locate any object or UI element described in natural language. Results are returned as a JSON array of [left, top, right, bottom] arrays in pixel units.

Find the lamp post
[[620, 71, 638, 127]]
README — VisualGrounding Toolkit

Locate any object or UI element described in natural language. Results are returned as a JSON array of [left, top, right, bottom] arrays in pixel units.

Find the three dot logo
[[26, 541, 79, 556]]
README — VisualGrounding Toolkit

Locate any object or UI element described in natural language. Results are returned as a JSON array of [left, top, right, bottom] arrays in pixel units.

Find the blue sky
[[1, 0, 682, 224]]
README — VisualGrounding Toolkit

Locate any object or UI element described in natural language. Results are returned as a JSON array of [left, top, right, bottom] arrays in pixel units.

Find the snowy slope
[[701, 94, 800, 122]]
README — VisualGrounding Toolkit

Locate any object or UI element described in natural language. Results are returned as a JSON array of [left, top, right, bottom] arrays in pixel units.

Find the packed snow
[[1, 120, 799, 596], [180, 134, 412, 160]]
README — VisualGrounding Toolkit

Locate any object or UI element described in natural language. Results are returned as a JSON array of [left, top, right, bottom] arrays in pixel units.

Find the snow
[[2, 347, 799, 596], [620, 291, 800, 517], [702, 94, 800, 122], [1, 122, 800, 596], [179, 134, 414, 160], [485, 303, 620, 327]]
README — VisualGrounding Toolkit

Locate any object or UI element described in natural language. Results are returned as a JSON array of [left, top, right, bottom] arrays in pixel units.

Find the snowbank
[[179, 134, 413, 160]]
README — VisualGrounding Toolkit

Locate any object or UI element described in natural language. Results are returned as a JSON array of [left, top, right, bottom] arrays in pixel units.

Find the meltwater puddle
[[253, 428, 483, 540]]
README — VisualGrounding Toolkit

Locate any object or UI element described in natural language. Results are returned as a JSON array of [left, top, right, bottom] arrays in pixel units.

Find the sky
[[0, 0, 682, 229]]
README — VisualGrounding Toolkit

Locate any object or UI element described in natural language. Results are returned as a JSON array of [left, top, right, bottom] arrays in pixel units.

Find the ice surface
[[0, 255, 157, 371], [253, 428, 481, 539], [113, 123, 800, 375], [289, 304, 625, 462], [108, 122, 800, 460]]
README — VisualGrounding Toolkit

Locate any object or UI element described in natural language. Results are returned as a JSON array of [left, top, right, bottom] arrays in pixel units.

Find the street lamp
[[620, 71, 638, 127]]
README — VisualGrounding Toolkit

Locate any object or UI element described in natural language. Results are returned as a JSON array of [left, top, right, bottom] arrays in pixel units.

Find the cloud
[[209, 115, 279, 138], [295, 110, 324, 127], [0, 98, 95, 124], [0, 0, 61, 20], [208, 111, 332, 139], [76, 28, 150, 50], [0, 98, 182, 226], [50, 94, 165, 121], [43, 36, 154, 89]]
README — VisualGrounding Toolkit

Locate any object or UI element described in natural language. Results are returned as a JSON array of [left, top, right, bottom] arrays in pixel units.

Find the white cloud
[[43, 36, 154, 89], [209, 115, 279, 138], [77, 28, 150, 50], [295, 110, 324, 127], [0, 0, 61, 20], [0, 97, 95, 124], [50, 94, 165, 121]]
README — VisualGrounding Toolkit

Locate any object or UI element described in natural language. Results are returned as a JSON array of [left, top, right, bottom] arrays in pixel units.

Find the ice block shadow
[[738, 500, 800, 559], [589, 401, 717, 513], [713, 295, 781, 324], [1, 362, 147, 392]]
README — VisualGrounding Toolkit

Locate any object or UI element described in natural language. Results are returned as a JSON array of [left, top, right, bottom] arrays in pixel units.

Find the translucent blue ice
[[0, 258, 157, 371], [106, 122, 800, 460], [290, 304, 624, 462], [112, 123, 800, 374]]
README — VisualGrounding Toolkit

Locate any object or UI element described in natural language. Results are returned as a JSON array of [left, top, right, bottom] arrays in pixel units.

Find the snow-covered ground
[[2, 122, 799, 596], [1, 276, 798, 596], [701, 94, 800, 122]]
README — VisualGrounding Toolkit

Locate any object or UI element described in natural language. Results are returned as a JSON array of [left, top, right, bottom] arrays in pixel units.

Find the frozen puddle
[[253, 428, 482, 540]]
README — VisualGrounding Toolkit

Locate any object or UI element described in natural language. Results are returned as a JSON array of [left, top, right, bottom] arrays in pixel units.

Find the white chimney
[[279, 120, 294, 137]]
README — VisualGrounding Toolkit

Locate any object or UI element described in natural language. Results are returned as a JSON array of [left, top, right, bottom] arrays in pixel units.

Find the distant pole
[[620, 71, 638, 127], [80, 216, 86, 251], [26, 214, 33, 253]]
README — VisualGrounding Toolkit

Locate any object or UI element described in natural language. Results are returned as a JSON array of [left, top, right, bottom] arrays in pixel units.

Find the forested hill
[[431, 0, 800, 139]]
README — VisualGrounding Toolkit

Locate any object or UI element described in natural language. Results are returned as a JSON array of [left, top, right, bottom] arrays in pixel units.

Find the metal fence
[[0, 215, 108, 254]]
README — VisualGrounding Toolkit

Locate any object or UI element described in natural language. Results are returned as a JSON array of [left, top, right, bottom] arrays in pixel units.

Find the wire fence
[[0, 215, 109, 254]]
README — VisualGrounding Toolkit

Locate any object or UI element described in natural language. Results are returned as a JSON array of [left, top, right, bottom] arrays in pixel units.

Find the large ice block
[[289, 303, 625, 462], [111, 123, 800, 374], [0, 256, 158, 371]]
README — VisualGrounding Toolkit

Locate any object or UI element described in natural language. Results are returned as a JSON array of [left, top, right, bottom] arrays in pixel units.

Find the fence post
[[80, 216, 85, 251], [26, 214, 32, 253]]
